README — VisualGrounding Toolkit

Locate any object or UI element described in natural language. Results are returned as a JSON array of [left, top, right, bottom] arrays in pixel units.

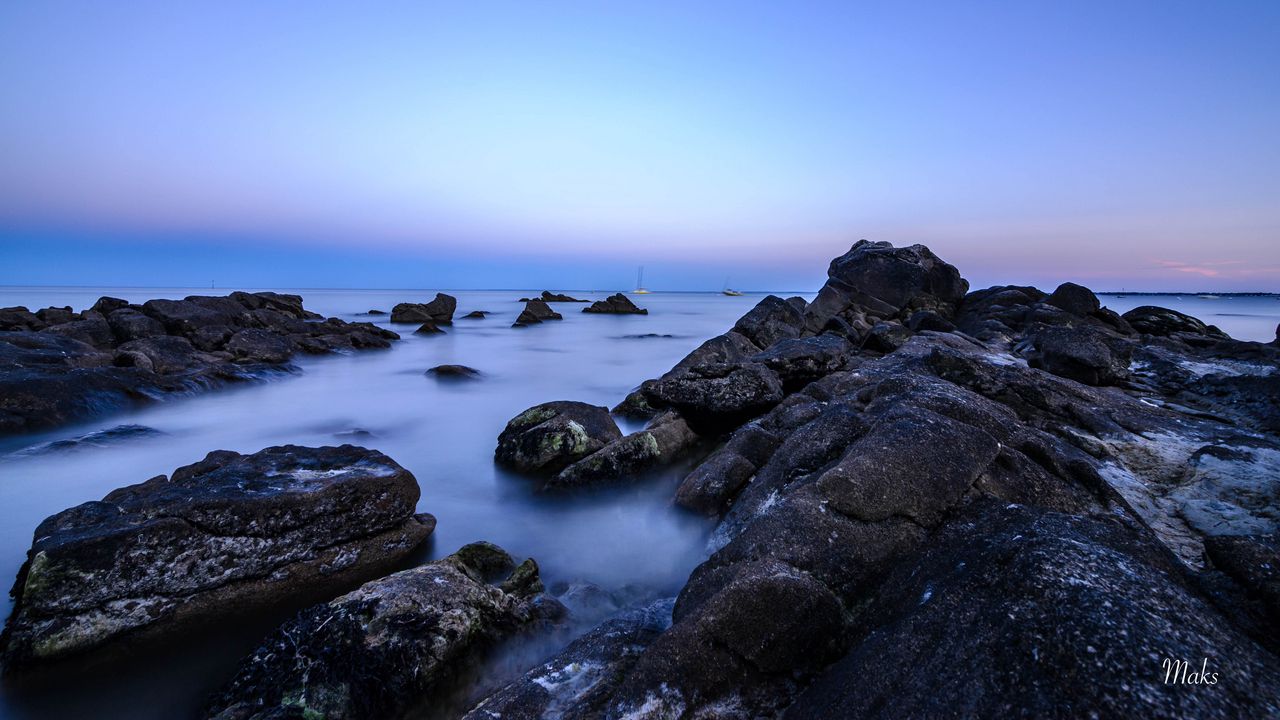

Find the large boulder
[[1045, 281, 1101, 317], [0, 445, 434, 672], [1123, 305, 1228, 339], [495, 401, 623, 475], [643, 362, 784, 434], [142, 297, 249, 336], [1024, 324, 1132, 386], [114, 335, 205, 374], [205, 543, 547, 720], [225, 328, 295, 363], [389, 293, 457, 325], [553, 411, 701, 487], [732, 295, 805, 348], [106, 308, 165, 342], [582, 293, 648, 315], [803, 240, 968, 335]]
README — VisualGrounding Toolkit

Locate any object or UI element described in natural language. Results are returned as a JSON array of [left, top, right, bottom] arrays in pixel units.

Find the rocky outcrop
[[390, 293, 457, 325], [0, 445, 433, 673], [513, 299, 564, 327], [583, 294, 648, 315], [478, 240, 1280, 718], [552, 411, 701, 488], [520, 291, 587, 303], [495, 401, 623, 475], [427, 364, 481, 379], [462, 310, 488, 319], [204, 542, 548, 720], [0, 293, 399, 434]]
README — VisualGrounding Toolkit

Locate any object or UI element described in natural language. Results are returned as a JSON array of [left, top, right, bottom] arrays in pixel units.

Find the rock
[[462, 310, 488, 319], [106, 308, 165, 342], [1205, 534, 1280, 621], [189, 325, 234, 352], [142, 297, 249, 336], [495, 401, 623, 475], [36, 306, 78, 325], [90, 297, 130, 315], [732, 295, 805, 348], [365, 309, 386, 315], [1045, 281, 1101, 316], [552, 412, 701, 487], [44, 314, 115, 349], [906, 309, 955, 332], [390, 293, 457, 325], [225, 328, 295, 363], [414, 320, 445, 335], [675, 423, 779, 515], [519, 291, 586, 303], [582, 293, 648, 315], [786, 503, 1280, 720], [427, 364, 481, 379], [1123, 305, 1229, 339], [802, 240, 968, 334], [0, 307, 44, 331], [113, 336, 204, 374], [229, 291, 322, 320], [463, 601, 672, 720], [513, 299, 563, 327], [748, 334, 853, 390], [643, 362, 784, 434], [1024, 324, 1131, 385], [204, 543, 544, 720], [861, 321, 912, 353], [0, 445, 434, 672]]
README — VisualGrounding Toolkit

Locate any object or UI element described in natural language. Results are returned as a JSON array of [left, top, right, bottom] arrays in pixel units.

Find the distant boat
[[721, 276, 743, 296], [632, 267, 651, 295]]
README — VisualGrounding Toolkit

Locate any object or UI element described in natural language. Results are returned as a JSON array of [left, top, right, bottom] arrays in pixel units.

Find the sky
[[1, 1, 1277, 292]]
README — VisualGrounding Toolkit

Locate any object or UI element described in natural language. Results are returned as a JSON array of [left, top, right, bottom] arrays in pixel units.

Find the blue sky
[[1, 1, 1277, 291]]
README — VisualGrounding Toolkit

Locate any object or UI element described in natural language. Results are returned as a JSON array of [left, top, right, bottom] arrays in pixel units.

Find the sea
[[0, 287, 1275, 718]]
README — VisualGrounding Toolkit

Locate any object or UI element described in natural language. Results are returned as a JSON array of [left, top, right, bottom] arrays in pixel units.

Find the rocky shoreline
[[0, 292, 399, 435], [2, 241, 1278, 717]]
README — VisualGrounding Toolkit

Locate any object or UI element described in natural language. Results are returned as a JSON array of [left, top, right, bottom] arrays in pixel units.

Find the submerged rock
[[390, 293, 457, 325], [0, 445, 434, 672], [204, 542, 547, 720], [427, 364, 481, 379], [520, 291, 587, 303], [462, 310, 488, 319], [495, 401, 623, 475], [414, 320, 445, 335], [582, 293, 648, 315]]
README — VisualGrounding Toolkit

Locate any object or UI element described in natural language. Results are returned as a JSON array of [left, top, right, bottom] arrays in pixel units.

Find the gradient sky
[[1, 1, 1277, 291]]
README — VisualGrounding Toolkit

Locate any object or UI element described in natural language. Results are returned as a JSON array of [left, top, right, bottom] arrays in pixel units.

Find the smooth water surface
[[0, 287, 1274, 718]]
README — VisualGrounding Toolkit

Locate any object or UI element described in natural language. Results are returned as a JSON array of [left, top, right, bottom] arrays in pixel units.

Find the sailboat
[[632, 267, 651, 295], [721, 276, 743, 296]]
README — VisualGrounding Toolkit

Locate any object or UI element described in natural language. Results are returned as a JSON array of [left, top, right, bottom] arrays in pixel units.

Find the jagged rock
[[0, 307, 44, 331], [90, 297, 130, 315], [732, 295, 805, 348], [0, 445, 434, 672], [462, 310, 488, 319], [582, 293, 647, 315], [552, 412, 701, 487], [520, 291, 586, 303], [36, 306, 77, 325], [513, 299, 563, 327], [390, 293, 457, 325], [414, 320, 444, 335], [748, 334, 853, 390], [365, 309, 386, 315], [204, 543, 545, 720], [114, 336, 205, 374], [496, 401, 623, 475], [861, 321, 912, 353], [44, 313, 115, 349]]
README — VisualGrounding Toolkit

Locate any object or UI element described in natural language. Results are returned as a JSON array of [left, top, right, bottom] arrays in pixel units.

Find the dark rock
[[1024, 324, 1132, 385], [414, 320, 445, 335], [427, 364, 481, 379], [787, 504, 1280, 720], [1046, 280, 1101, 316], [748, 334, 853, 390], [906, 309, 955, 332], [106, 308, 165, 343], [115, 336, 204, 374], [861, 321, 912, 353], [732, 295, 805, 348], [495, 401, 623, 475], [553, 411, 701, 487], [582, 293, 647, 315], [462, 310, 488, 319], [521, 291, 586, 303], [229, 291, 321, 320], [0, 307, 44, 331], [1123, 305, 1229, 339], [675, 423, 779, 515], [0, 445, 434, 671], [643, 362, 784, 434], [45, 313, 115, 349], [36, 306, 78, 325], [513, 299, 563, 327], [90, 297, 130, 315], [390, 293, 457, 325], [1205, 535, 1280, 621], [225, 328, 295, 364], [365, 309, 386, 315], [204, 543, 542, 720], [188, 325, 234, 352]]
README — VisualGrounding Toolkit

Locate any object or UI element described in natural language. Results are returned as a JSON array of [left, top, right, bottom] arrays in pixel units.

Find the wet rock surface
[[480, 240, 1280, 718], [0, 445, 434, 672], [513, 299, 564, 327], [0, 292, 398, 434], [205, 542, 547, 720], [495, 401, 624, 476]]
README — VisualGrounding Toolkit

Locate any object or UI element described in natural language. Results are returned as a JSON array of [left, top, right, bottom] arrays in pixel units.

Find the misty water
[[0, 287, 1276, 719]]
